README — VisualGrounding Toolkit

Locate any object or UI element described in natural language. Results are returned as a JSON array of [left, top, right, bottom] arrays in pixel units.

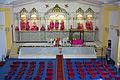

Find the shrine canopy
[[45, 4, 69, 20], [75, 8, 84, 20]]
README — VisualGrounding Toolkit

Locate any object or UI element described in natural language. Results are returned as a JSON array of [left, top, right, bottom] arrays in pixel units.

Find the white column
[[18, 19, 21, 31], [0, 11, 7, 61]]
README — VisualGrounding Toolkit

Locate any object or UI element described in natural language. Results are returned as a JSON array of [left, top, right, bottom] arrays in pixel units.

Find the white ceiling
[[0, 0, 120, 5]]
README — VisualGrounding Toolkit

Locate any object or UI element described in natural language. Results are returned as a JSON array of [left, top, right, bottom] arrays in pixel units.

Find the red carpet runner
[[56, 55, 65, 80]]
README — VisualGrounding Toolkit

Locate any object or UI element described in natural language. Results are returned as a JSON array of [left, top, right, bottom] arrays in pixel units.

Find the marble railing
[[15, 30, 97, 42]]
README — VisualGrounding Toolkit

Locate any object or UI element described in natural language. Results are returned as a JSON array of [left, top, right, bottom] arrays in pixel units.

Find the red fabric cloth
[[50, 21, 54, 30], [15, 27, 19, 30], [85, 21, 93, 30], [26, 21, 30, 30], [55, 21, 59, 30], [20, 21, 30, 30], [20, 21, 25, 30], [77, 23, 83, 29], [60, 21, 64, 30], [40, 26, 45, 31], [47, 25, 50, 30]]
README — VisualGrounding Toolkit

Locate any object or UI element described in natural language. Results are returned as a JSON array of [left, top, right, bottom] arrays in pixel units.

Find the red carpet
[[56, 55, 65, 80]]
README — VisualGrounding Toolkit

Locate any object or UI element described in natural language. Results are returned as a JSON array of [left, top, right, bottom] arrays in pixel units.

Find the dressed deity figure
[[55, 20, 59, 30], [15, 26, 19, 31], [20, 19, 30, 30], [20, 20, 26, 30], [50, 20, 54, 30], [40, 25, 45, 31], [60, 20, 65, 30], [31, 22, 38, 31], [26, 20, 30, 30], [77, 22, 84, 30], [85, 20, 90, 30], [85, 20, 93, 30], [89, 21, 93, 30], [47, 25, 50, 31]]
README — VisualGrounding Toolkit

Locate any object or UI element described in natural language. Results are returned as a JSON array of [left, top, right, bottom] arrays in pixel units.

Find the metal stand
[[107, 48, 111, 62], [101, 48, 104, 61]]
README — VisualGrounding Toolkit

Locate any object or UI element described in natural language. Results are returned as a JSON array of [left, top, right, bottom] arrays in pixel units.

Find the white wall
[[117, 35, 120, 65], [0, 11, 7, 61], [13, 2, 100, 13], [108, 11, 119, 62]]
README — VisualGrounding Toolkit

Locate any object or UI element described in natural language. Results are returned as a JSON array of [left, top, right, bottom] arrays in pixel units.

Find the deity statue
[[15, 26, 19, 31], [25, 20, 30, 30], [47, 25, 50, 31], [85, 20, 90, 30], [40, 25, 45, 31], [31, 22, 38, 31], [85, 20, 93, 30], [20, 19, 30, 30], [50, 20, 54, 30], [54, 38, 61, 46], [20, 20, 26, 30], [77, 22, 84, 30], [70, 25, 73, 29], [89, 21, 93, 30], [55, 20, 59, 30], [60, 20, 65, 30]]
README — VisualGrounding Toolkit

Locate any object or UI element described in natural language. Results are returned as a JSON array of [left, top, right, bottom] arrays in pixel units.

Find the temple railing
[[15, 30, 97, 42]]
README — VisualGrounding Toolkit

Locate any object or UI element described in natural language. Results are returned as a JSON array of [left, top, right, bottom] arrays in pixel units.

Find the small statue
[[60, 20, 65, 30], [20, 20, 26, 30], [95, 26, 98, 30], [50, 20, 54, 30], [89, 21, 93, 30], [70, 25, 72, 29], [40, 25, 45, 31], [85, 20, 93, 30], [25, 20, 30, 30], [31, 22, 38, 31], [77, 22, 83, 30], [20, 19, 30, 30], [55, 20, 59, 30], [47, 25, 50, 31], [15, 26, 19, 31], [54, 38, 61, 46]]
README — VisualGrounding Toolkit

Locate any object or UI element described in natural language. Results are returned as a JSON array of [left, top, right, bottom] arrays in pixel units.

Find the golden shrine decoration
[[45, 4, 69, 15], [19, 8, 28, 19], [85, 8, 94, 20], [76, 8, 84, 20]]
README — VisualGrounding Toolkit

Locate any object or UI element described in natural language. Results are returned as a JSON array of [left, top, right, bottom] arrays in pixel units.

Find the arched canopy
[[85, 8, 94, 19], [30, 8, 38, 18], [19, 8, 28, 18], [76, 8, 84, 14], [30, 8, 38, 15], [75, 8, 84, 20], [45, 4, 69, 15]]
